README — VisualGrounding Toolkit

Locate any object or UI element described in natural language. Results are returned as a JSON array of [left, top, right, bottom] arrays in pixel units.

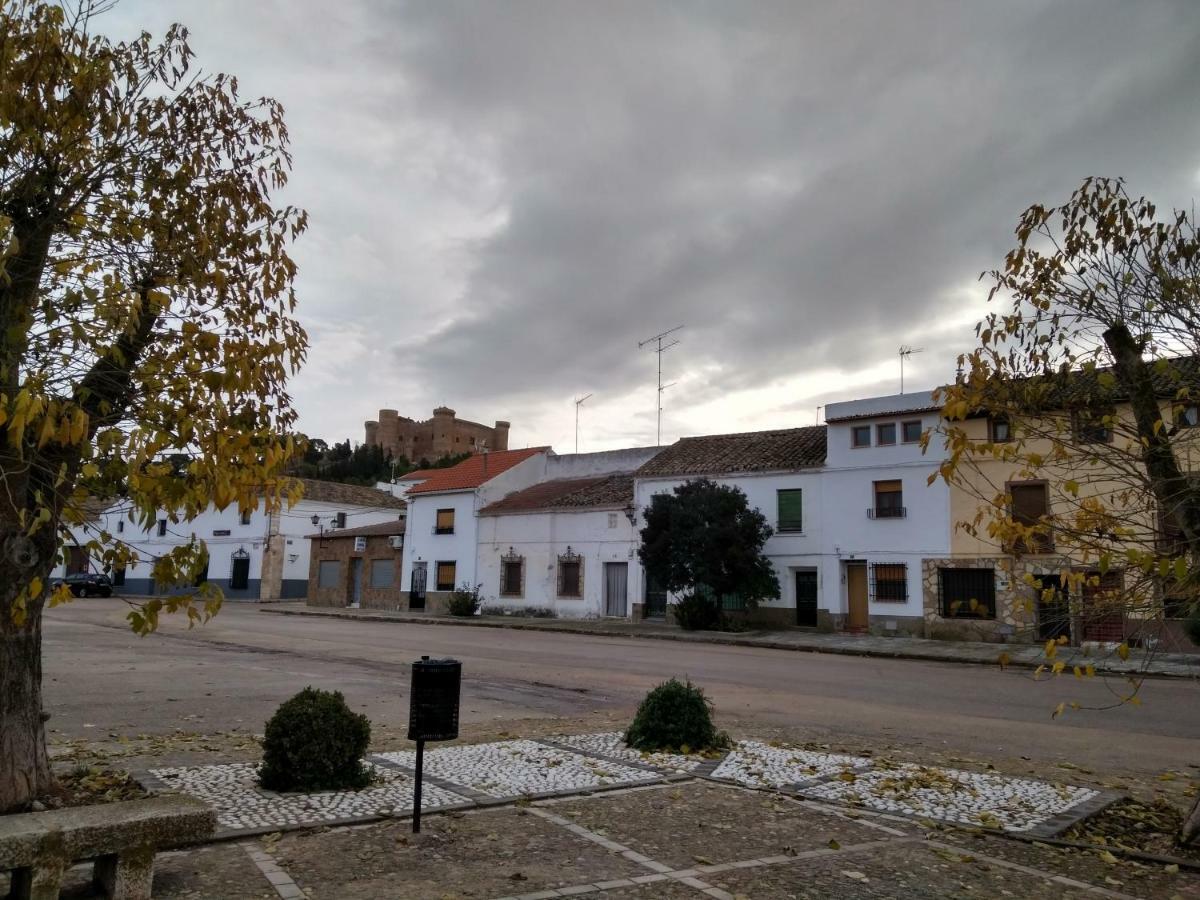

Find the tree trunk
[[0, 608, 52, 812], [1182, 795, 1200, 846]]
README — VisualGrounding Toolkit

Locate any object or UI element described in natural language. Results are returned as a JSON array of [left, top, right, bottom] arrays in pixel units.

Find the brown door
[[846, 563, 869, 632]]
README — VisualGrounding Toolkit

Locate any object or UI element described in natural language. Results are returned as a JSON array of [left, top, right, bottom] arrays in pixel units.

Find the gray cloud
[[114, 0, 1200, 449]]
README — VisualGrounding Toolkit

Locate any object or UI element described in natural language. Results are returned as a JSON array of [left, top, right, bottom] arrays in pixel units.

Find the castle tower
[[431, 407, 456, 458], [493, 420, 510, 451]]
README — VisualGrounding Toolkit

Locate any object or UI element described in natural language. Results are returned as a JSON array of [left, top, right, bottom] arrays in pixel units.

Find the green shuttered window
[[777, 489, 803, 533]]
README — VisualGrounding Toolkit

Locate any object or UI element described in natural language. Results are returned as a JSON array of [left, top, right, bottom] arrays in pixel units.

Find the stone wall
[[921, 555, 1064, 643], [306, 534, 406, 610]]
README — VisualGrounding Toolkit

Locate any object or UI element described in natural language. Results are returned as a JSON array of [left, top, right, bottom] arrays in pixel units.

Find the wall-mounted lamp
[[623, 503, 637, 526]]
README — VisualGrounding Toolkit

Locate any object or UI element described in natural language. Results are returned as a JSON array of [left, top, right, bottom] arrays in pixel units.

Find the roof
[[635, 426, 827, 478], [478, 474, 634, 515], [395, 468, 440, 482], [825, 405, 940, 423], [293, 478, 407, 510], [305, 519, 406, 540], [406, 447, 549, 495]]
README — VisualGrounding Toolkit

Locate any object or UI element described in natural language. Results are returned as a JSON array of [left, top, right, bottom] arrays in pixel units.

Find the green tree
[[0, 2, 306, 810], [638, 478, 779, 626], [936, 177, 1200, 843]]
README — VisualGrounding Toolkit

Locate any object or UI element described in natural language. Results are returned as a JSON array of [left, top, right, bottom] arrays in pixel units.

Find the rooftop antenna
[[899, 345, 923, 394], [639, 325, 684, 445], [574, 394, 592, 454]]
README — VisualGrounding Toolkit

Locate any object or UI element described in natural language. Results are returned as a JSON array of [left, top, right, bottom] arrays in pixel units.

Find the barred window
[[435, 508, 455, 534], [939, 568, 996, 619], [501, 558, 524, 597], [870, 563, 907, 601], [558, 559, 582, 597], [436, 561, 456, 591]]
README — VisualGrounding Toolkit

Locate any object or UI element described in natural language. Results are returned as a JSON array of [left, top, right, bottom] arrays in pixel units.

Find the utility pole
[[574, 394, 592, 454], [639, 326, 683, 446], [899, 345, 923, 394]]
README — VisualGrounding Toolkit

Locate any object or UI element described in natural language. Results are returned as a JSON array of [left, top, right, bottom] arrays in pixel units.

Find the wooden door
[[795, 570, 818, 627], [846, 563, 869, 632]]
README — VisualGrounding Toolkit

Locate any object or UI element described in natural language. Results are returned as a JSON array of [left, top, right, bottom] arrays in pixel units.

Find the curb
[[256, 607, 1198, 680]]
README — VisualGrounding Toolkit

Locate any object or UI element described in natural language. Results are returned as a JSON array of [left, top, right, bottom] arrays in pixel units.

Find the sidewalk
[[258, 603, 1200, 679]]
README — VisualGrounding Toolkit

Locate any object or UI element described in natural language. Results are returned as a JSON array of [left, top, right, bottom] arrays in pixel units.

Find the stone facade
[[365, 407, 510, 463], [921, 555, 1066, 644], [306, 532, 407, 610]]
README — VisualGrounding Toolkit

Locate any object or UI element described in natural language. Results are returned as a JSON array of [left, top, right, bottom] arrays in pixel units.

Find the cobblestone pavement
[[133, 781, 1196, 900], [146, 733, 1117, 840]]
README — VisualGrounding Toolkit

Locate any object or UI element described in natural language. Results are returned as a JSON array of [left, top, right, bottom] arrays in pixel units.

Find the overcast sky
[[112, 1, 1200, 453]]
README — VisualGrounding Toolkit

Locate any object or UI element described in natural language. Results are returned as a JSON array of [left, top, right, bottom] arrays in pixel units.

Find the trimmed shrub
[[625, 678, 729, 753], [1185, 613, 1200, 646], [259, 687, 371, 792], [446, 583, 482, 617], [672, 593, 725, 631]]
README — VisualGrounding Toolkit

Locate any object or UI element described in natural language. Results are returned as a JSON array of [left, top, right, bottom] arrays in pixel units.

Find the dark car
[[54, 572, 113, 598]]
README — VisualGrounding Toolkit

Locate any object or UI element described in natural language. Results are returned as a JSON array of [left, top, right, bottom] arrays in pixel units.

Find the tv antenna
[[899, 345, 923, 394], [574, 393, 592, 454], [639, 325, 683, 445]]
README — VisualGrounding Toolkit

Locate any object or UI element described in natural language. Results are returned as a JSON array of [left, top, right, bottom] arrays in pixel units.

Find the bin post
[[412, 739, 425, 833], [407, 655, 461, 835]]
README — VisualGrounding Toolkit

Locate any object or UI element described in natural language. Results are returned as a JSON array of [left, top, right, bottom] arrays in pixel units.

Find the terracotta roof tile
[[478, 474, 634, 515], [293, 478, 407, 510], [636, 426, 827, 477], [406, 448, 549, 495], [395, 468, 441, 482], [305, 518, 406, 539]]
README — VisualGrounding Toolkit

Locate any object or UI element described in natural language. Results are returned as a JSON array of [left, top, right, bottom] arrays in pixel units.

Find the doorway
[[409, 562, 427, 611], [846, 562, 869, 632], [795, 570, 818, 627], [644, 572, 668, 619], [349, 558, 363, 609], [230, 551, 250, 591], [604, 562, 628, 617], [1032, 574, 1071, 642]]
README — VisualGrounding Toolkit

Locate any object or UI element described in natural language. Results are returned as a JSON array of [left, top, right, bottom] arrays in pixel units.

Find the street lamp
[[310, 514, 327, 547]]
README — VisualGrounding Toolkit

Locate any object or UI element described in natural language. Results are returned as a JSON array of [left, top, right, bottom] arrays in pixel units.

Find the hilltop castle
[[364, 407, 510, 462]]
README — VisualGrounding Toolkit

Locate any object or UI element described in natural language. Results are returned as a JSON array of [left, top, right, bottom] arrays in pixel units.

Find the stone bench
[[0, 796, 215, 900]]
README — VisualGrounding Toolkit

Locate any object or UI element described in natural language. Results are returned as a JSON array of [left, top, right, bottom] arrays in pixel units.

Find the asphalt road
[[42, 598, 1198, 776]]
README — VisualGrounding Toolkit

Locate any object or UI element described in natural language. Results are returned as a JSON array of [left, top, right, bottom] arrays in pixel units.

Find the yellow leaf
[[1073, 665, 1083, 679], [1117, 643, 1130, 661], [1052, 702, 1065, 719]]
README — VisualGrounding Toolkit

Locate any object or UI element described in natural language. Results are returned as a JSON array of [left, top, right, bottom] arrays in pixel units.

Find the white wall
[[476, 508, 638, 617]]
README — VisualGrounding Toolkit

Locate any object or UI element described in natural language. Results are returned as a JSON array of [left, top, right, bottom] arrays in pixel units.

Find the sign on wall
[[354, 536, 367, 552]]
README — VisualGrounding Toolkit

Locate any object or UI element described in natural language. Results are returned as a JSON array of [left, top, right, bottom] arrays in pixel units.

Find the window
[[989, 417, 1012, 443], [1073, 409, 1113, 444], [851, 425, 871, 448], [939, 568, 996, 619], [876, 423, 896, 446], [240, 510, 252, 525], [500, 556, 524, 597], [1010, 482, 1053, 552], [436, 561, 457, 591], [435, 508, 455, 535], [318, 560, 341, 588], [901, 420, 923, 443], [1178, 405, 1200, 428], [117, 520, 125, 534], [870, 563, 908, 601], [370, 559, 394, 589], [871, 480, 905, 519], [157, 519, 167, 537], [777, 489, 803, 533], [557, 553, 582, 598], [607, 512, 618, 529]]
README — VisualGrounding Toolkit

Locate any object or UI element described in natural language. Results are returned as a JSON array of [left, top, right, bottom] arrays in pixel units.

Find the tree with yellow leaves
[[0, 1, 306, 811], [937, 177, 1200, 843]]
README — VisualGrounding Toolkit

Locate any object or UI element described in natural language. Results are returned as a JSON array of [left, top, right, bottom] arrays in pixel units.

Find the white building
[[400, 447, 661, 610], [627, 391, 950, 633], [476, 473, 641, 618], [53, 479, 406, 600]]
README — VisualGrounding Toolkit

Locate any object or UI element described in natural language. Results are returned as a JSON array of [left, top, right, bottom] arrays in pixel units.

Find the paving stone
[[802, 762, 1100, 832], [710, 740, 869, 788], [376, 740, 661, 798], [549, 781, 903, 869], [548, 732, 707, 773], [149, 761, 469, 832]]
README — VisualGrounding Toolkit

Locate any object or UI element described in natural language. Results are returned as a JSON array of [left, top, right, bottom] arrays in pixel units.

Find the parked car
[[53, 572, 113, 598]]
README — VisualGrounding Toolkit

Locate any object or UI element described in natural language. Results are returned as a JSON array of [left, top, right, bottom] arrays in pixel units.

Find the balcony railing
[[868, 506, 907, 519], [432, 525, 455, 535]]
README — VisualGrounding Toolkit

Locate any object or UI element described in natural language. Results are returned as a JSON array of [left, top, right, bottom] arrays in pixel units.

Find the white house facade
[[53, 479, 406, 600]]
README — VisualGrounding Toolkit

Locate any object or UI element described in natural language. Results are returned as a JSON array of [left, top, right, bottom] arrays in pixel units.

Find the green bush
[[446, 583, 482, 617], [1185, 613, 1200, 646], [672, 593, 726, 631], [624, 678, 729, 753], [259, 687, 371, 792]]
